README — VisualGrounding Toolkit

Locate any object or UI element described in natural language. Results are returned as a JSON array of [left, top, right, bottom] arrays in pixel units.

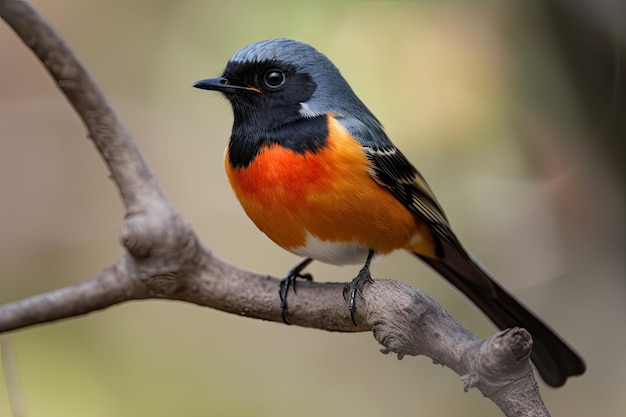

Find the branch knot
[[120, 208, 202, 296]]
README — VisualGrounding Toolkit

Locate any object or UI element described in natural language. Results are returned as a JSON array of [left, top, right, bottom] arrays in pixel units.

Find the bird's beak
[[192, 77, 260, 94]]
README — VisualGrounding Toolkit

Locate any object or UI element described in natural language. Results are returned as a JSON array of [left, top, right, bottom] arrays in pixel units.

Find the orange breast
[[225, 115, 435, 258]]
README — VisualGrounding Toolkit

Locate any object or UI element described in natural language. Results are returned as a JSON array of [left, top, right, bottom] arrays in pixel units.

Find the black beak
[[192, 77, 259, 94]]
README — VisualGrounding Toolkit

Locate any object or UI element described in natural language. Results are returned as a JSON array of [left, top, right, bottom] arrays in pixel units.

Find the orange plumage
[[225, 115, 436, 259]]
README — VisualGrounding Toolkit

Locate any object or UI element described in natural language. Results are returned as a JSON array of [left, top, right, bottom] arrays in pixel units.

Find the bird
[[192, 38, 585, 387]]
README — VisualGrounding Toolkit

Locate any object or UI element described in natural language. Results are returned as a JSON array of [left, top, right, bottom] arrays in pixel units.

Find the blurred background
[[0, 0, 624, 416]]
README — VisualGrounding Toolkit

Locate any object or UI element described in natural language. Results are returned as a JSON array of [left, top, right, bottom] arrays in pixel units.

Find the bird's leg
[[279, 258, 314, 324], [343, 250, 375, 325]]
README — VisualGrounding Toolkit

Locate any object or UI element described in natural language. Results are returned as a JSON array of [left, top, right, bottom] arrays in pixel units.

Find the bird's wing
[[364, 145, 457, 247]]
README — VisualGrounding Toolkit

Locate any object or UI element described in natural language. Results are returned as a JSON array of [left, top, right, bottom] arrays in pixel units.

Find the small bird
[[193, 38, 585, 386]]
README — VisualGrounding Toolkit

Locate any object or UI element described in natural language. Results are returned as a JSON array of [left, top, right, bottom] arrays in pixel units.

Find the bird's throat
[[227, 113, 329, 169]]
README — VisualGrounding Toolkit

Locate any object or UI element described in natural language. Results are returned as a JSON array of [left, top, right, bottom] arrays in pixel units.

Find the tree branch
[[0, 1, 550, 415]]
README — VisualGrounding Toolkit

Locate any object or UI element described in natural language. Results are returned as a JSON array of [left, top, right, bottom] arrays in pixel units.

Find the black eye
[[263, 69, 286, 88]]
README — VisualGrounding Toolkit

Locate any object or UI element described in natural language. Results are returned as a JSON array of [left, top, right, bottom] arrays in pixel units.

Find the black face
[[194, 59, 329, 169], [216, 59, 317, 129]]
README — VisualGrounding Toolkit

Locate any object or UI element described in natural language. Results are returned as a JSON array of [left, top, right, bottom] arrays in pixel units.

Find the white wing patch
[[365, 147, 397, 156], [299, 102, 324, 118]]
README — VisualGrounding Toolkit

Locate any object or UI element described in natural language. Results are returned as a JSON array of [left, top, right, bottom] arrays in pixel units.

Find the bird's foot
[[343, 262, 375, 326], [279, 258, 313, 324]]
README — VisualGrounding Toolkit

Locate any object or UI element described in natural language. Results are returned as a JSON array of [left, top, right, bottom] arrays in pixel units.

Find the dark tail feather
[[414, 247, 585, 387]]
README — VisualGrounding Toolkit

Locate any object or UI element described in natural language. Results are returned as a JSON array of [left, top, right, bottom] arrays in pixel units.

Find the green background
[[1, 1, 624, 416]]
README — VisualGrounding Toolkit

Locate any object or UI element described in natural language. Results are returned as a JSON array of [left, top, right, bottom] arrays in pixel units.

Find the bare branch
[[0, 1, 552, 415], [0, 0, 164, 213], [0, 262, 139, 332], [0, 256, 550, 416]]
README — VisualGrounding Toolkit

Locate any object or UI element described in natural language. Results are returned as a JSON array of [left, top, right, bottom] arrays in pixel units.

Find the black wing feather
[[365, 145, 456, 247]]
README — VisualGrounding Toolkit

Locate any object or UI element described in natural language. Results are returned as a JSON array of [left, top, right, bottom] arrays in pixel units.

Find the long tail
[[414, 243, 585, 387]]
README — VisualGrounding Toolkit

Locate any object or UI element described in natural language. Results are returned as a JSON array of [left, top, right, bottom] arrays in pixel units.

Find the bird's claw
[[343, 264, 375, 326], [279, 259, 314, 324]]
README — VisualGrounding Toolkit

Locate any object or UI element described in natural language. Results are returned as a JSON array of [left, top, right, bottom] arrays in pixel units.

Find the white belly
[[287, 231, 372, 265]]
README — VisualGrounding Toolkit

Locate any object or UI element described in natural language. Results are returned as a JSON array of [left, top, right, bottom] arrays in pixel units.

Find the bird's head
[[193, 38, 375, 128]]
